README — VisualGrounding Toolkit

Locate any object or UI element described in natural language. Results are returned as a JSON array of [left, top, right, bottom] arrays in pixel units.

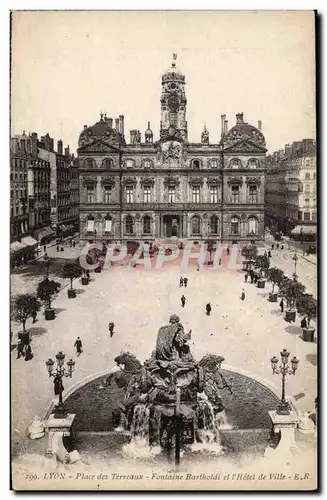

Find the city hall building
[[78, 58, 267, 244]]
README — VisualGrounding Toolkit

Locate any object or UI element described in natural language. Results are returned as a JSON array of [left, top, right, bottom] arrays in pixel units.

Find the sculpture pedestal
[[44, 413, 77, 464], [268, 410, 298, 458]]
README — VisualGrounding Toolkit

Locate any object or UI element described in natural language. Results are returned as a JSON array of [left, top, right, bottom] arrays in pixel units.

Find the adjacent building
[[265, 139, 316, 237], [77, 57, 267, 244]]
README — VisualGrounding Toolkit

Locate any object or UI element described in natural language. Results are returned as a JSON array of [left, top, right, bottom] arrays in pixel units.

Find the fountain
[[103, 315, 233, 463]]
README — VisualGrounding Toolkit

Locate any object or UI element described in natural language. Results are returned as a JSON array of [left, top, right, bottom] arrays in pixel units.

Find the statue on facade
[[201, 124, 209, 144]]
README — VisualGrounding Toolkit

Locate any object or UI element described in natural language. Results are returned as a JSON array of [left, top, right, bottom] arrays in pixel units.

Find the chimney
[[84, 125, 87, 130], [50, 138, 54, 151], [130, 130, 136, 144], [64, 145, 70, 157], [108, 118, 113, 128], [258, 120, 262, 131], [57, 140, 63, 155], [220, 114, 226, 138], [236, 113, 244, 124], [115, 118, 119, 131], [104, 113, 107, 121], [224, 120, 228, 134], [302, 138, 314, 153], [119, 115, 125, 136]]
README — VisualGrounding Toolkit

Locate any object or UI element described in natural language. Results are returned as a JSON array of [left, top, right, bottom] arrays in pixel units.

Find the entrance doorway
[[163, 215, 180, 238]]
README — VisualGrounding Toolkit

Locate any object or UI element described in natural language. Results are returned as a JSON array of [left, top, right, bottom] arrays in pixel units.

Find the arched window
[[142, 159, 153, 169], [104, 216, 112, 234], [210, 215, 219, 234], [143, 216, 151, 234], [125, 215, 134, 235], [192, 216, 201, 235], [305, 198, 310, 206], [248, 159, 259, 169], [210, 159, 219, 169], [248, 217, 258, 234], [102, 158, 113, 169], [230, 216, 239, 236], [191, 159, 201, 170], [230, 159, 241, 169], [125, 159, 135, 169], [84, 159, 94, 169]]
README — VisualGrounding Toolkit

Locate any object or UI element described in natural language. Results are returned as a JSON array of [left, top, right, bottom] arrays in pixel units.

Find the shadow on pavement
[[270, 309, 282, 316], [55, 308, 66, 315], [284, 325, 302, 336], [11, 257, 76, 279], [75, 289, 85, 295], [28, 326, 47, 337], [258, 292, 269, 298]]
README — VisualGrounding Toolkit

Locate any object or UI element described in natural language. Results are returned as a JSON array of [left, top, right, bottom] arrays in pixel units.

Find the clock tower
[[160, 54, 188, 141]]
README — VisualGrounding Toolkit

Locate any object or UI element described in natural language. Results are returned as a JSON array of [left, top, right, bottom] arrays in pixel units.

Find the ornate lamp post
[[270, 349, 299, 415], [292, 253, 298, 281], [45, 351, 75, 419]]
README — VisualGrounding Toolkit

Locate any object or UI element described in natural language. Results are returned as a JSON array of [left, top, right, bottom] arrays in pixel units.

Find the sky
[[11, 10, 316, 154]]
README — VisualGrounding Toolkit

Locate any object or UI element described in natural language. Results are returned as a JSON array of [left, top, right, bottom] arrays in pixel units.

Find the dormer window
[[102, 158, 113, 169], [125, 159, 134, 169]]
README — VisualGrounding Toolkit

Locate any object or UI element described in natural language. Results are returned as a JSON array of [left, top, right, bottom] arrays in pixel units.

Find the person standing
[[180, 277, 184, 287], [301, 317, 307, 329], [268, 250, 272, 258], [244, 273, 248, 283], [196, 263, 200, 271], [74, 337, 83, 356], [280, 299, 284, 313], [32, 310, 37, 324], [183, 277, 188, 287], [56, 244, 60, 252], [16, 340, 24, 359], [43, 244, 47, 252], [240, 289, 245, 301], [109, 322, 114, 337], [181, 295, 186, 308], [24, 344, 33, 361], [206, 303, 212, 316]]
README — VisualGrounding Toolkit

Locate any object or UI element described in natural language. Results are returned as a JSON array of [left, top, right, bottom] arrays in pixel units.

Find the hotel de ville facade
[[77, 58, 267, 244]]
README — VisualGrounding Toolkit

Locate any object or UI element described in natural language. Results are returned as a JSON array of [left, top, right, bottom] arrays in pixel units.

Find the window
[[126, 187, 133, 203], [192, 216, 201, 235], [86, 185, 95, 204], [248, 159, 258, 169], [143, 160, 152, 169], [15, 190, 19, 198], [125, 215, 134, 234], [313, 173, 316, 180], [104, 186, 112, 203], [168, 187, 176, 203], [303, 212, 311, 221], [104, 217, 112, 233], [125, 159, 134, 169], [10, 173, 13, 182], [210, 159, 218, 169], [249, 185, 258, 203], [305, 173, 310, 180], [230, 159, 240, 169], [10, 207, 13, 217], [102, 159, 113, 169], [143, 187, 151, 203], [304, 184, 310, 193], [210, 186, 218, 203], [298, 211, 303, 221], [10, 190, 13, 200], [231, 185, 239, 203], [143, 216, 151, 234], [87, 218, 95, 233], [312, 211, 316, 221], [16, 206, 19, 215], [305, 198, 310, 206], [230, 216, 239, 235], [192, 160, 200, 170], [248, 217, 258, 234], [85, 159, 94, 169], [192, 187, 200, 203], [169, 112, 178, 126], [210, 215, 219, 234]]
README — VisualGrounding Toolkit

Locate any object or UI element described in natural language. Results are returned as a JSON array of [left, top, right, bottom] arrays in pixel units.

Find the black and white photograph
[[10, 10, 317, 491]]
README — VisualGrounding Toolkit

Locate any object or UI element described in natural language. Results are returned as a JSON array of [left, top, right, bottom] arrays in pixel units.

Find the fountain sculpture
[[103, 315, 232, 460]]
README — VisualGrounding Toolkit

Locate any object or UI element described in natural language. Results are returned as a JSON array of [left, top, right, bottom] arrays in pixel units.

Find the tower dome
[[162, 54, 185, 84], [223, 113, 266, 149]]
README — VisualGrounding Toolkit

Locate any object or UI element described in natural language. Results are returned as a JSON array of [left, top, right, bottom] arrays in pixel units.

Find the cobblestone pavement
[[11, 256, 317, 454]]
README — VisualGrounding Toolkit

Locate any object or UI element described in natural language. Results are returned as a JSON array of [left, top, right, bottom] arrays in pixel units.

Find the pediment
[[78, 140, 119, 154], [223, 139, 267, 154]]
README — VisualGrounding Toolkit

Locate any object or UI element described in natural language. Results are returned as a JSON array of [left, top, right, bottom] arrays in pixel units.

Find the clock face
[[168, 93, 180, 111], [168, 126, 176, 137]]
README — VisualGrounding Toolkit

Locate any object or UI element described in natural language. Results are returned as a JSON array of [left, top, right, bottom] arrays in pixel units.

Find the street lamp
[[43, 254, 50, 278], [292, 253, 298, 281], [270, 349, 299, 415], [45, 351, 75, 419]]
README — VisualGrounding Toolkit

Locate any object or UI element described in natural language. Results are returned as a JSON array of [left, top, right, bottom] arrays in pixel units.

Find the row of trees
[[242, 245, 317, 333], [12, 261, 88, 331]]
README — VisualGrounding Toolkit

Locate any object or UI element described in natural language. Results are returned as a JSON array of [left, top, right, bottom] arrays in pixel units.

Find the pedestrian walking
[[180, 277, 184, 287], [60, 246, 64, 252], [72, 240, 76, 248], [276, 243, 280, 250], [279, 299, 284, 313], [16, 340, 24, 359], [206, 302, 212, 316], [32, 310, 37, 324], [43, 245, 47, 252], [226, 247, 230, 256], [181, 295, 186, 308], [301, 317, 307, 329], [56, 244, 60, 252], [86, 270, 90, 279], [219, 258, 222, 266], [281, 245, 284, 250], [240, 289, 245, 301], [196, 263, 200, 271], [244, 273, 248, 283], [272, 244, 274, 250], [74, 337, 83, 356], [268, 250, 272, 258], [24, 344, 33, 361], [109, 322, 115, 337], [183, 277, 188, 287]]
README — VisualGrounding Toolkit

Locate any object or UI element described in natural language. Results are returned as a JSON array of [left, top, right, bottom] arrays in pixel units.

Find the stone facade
[[78, 59, 266, 243]]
